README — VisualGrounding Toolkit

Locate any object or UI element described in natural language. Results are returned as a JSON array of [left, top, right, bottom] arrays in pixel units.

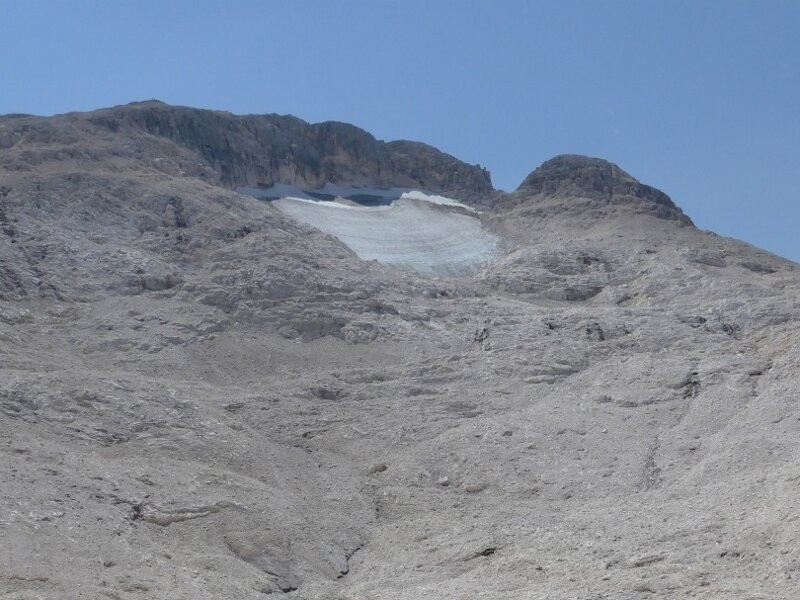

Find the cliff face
[[82, 101, 493, 200]]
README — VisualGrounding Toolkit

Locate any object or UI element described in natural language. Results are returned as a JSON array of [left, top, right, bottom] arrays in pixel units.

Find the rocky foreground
[[1, 102, 799, 599]]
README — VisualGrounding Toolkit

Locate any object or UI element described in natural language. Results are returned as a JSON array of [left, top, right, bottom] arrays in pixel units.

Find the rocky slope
[[1, 102, 799, 600]]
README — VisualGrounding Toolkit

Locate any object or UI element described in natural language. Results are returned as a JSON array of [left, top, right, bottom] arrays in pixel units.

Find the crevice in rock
[[642, 437, 662, 491], [466, 547, 498, 560], [682, 372, 701, 399], [336, 544, 363, 579]]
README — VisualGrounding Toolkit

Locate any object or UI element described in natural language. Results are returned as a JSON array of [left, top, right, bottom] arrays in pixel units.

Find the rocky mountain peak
[[515, 154, 693, 225]]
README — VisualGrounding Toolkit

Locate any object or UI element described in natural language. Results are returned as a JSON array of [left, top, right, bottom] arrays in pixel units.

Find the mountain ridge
[[2, 101, 687, 222]]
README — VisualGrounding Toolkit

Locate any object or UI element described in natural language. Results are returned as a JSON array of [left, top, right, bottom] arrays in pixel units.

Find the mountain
[[513, 153, 692, 224], [2, 100, 492, 199], [1, 102, 798, 599]]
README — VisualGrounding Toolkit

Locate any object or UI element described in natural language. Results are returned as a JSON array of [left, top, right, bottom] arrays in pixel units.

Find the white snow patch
[[277, 196, 386, 210], [237, 184, 315, 200], [273, 196, 501, 277], [399, 190, 478, 213]]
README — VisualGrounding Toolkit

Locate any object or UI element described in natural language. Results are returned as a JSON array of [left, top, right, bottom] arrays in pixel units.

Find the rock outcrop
[[513, 154, 693, 224], [83, 101, 494, 200]]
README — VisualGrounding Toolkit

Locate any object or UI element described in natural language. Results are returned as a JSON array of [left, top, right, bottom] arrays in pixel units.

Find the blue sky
[[2, 1, 798, 260]]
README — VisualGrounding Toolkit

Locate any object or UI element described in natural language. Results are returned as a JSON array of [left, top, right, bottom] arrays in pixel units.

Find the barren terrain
[[1, 102, 799, 599]]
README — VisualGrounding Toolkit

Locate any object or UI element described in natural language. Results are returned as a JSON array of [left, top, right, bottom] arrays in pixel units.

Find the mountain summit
[[515, 154, 692, 224]]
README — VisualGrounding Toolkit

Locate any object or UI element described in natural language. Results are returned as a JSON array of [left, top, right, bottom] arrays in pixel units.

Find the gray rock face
[[1, 103, 799, 599], [514, 154, 693, 224], [82, 101, 493, 200]]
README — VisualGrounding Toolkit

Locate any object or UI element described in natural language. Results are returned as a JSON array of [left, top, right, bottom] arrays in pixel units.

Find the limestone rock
[[0, 102, 798, 600], [513, 154, 693, 224]]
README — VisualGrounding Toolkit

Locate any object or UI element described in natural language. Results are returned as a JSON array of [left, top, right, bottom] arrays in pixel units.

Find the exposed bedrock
[[511, 154, 693, 224], [3, 101, 800, 599], [83, 101, 495, 202]]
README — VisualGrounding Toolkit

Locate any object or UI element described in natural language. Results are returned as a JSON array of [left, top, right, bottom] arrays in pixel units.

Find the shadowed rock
[[83, 101, 493, 201], [514, 154, 693, 224]]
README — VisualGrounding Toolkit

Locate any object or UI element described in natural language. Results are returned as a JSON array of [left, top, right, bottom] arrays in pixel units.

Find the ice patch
[[399, 190, 478, 213], [308, 183, 409, 203], [238, 184, 408, 205], [273, 196, 501, 277], [237, 184, 315, 201], [278, 196, 376, 210], [239, 184, 478, 211], [237, 184, 501, 275]]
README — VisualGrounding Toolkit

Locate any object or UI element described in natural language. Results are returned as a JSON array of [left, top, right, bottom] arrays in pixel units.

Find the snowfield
[[239, 185, 478, 211], [270, 193, 502, 276], [399, 190, 478, 212]]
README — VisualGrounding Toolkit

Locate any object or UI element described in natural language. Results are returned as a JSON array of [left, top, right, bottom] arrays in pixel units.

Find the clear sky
[[2, 1, 798, 260]]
